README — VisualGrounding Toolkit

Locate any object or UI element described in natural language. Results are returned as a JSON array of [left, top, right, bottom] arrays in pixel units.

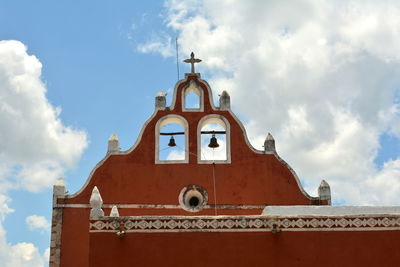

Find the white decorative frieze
[[89, 215, 400, 233]]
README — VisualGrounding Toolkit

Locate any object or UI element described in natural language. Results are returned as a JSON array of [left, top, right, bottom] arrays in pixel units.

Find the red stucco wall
[[89, 231, 400, 267], [56, 74, 326, 266]]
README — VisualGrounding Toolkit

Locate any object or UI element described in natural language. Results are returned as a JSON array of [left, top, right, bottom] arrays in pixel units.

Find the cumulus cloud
[[0, 197, 47, 267], [166, 149, 185, 160], [0, 241, 47, 267], [137, 32, 175, 58], [0, 40, 88, 266], [0, 40, 88, 192], [25, 215, 50, 232], [141, 0, 400, 204]]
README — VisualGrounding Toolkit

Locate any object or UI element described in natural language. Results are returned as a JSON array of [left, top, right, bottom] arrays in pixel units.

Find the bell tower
[[49, 52, 330, 267]]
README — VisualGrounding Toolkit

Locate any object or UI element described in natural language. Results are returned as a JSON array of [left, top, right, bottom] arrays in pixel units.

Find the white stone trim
[[89, 214, 400, 233], [197, 114, 231, 164], [263, 205, 400, 216], [169, 75, 218, 112], [222, 110, 319, 202], [90, 227, 400, 233], [63, 75, 317, 204], [64, 110, 159, 199], [155, 114, 189, 164], [54, 203, 266, 209]]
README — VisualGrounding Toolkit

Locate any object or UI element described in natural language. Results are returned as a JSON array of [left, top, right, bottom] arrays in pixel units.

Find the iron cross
[[183, 52, 202, 73]]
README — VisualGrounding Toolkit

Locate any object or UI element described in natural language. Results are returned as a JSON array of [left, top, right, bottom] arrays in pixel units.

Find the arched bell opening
[[197, 115, 231, 163], [155, 115, 189, 163]]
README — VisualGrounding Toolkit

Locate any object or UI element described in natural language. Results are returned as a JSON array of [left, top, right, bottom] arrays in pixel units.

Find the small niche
[[185, 89, 200, 109], [182, 80, 203, 111]]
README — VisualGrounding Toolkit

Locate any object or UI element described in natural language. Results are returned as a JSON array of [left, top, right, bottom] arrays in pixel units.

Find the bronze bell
[[168, 136, 176, 147], [208, 134, 219, 148]]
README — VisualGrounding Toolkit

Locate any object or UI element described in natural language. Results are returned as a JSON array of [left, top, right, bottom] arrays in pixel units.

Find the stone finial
[[53, 177, 66, 196], [108, 134, 120, 154], [110, 205, 119, 217], [219, 90, 230, 110], [264, 133, 276, 153], [90, 186, 104, 218], [155, 91, 166, 110], [318, 180, 331, 205]]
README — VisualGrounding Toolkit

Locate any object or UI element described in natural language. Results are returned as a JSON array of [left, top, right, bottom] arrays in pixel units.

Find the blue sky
[[0, 1, 182, 265], [1, 1, 400, 266]]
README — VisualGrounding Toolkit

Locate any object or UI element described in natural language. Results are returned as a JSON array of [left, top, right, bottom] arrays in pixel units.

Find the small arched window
[[155, 115, 188, 163], [197, 115, 231, 164], [182, 80, 203, 111]]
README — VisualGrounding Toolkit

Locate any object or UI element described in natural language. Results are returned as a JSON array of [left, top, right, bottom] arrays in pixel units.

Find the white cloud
[[0, 40, 88, 192], [136, 32, 174, 58], [143, 0, 400, 204], [0, 195, 14, 221], [200, 139, 227, 161], [0, 196, 47, 267], [166, 149, 185, 160], [1, 242, 46, 267], [0, 39, 88, 266], [25, 215, 50, 232]]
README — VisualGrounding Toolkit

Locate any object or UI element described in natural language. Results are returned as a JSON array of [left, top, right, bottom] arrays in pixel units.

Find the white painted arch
[[155, 114, 189, 164], [197, 114, 231, 164]]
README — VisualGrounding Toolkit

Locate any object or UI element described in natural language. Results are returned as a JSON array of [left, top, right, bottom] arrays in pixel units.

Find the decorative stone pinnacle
[[108, 134, 120, 154], [53, 177, 66, 196], [155, 91, 166, 109], [109, 133, 118, 141], [319, 179, 330, 188], [90, 186, 103, 206], [110, 205, 120, 217], [90, 186, 104, 218], [264, 133, 276, 153], [318, 179, 331, 205], [54, 177, 65, 187], [219, 90, 230, 110], [183, 52, 202, 73]]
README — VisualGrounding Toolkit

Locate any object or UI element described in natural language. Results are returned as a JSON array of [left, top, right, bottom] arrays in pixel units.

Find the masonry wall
[[54, 74, 326, 266], [89, 231, 400, 267]]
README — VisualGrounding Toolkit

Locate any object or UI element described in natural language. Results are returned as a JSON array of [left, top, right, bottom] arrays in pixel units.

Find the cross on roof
[[183, 52, 202, 73]]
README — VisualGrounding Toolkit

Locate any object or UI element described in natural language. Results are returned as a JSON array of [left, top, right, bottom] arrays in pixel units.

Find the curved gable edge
[[226, 109, 318, 202], [62, 75, 319, 203], [63, 77, 193, 199]]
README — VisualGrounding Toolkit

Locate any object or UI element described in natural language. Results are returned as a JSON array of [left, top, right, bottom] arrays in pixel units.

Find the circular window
[[179, 185, 208, 212]]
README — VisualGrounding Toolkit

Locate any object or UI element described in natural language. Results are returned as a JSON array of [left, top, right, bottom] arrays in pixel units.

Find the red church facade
[[50, 54, 400, 267]]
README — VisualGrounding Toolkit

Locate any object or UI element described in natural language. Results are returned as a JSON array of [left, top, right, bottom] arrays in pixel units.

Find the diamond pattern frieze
[[89, 215, 400, 233]]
